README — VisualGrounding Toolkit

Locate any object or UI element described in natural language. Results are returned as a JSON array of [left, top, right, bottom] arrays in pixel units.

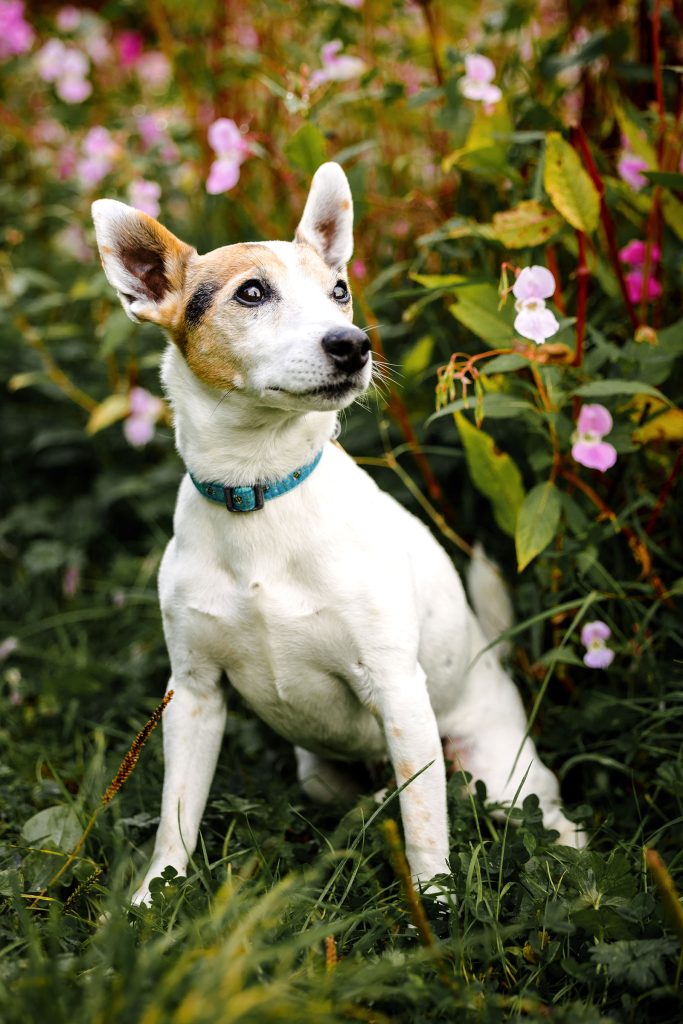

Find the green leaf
[[543, 132, 600, 233], [484, 353, 530, 373], [645, 170, 683, 189], [515, 482, 561, 572], [590, 938, 678, 991], [492, 201, 564, 248], [573, 379, 672, 404], [402, 334, 434, 378], [409, 273, 467, 289], [22, 805, 82, 852], [662, 191, 683, 243], [449, 284, 516, 348], [454, 412, 525, 536], [284, 124, 327, 176], [428, 391, 536, 424]]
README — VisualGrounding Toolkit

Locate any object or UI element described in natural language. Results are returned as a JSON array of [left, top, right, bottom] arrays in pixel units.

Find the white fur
[[92, 165, 583, 907]]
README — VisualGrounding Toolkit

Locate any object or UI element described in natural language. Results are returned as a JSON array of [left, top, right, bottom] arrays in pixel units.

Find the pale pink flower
[[512, 265, 559, 345], [0, 636, 19, 662], [56, 224, 92, 261], [136, 112, 166, 149], [234, 23, 259, 49], [206, 158, 242, 194], [117, 30, 144, 67], [56, 143, 77, 179], [339, 0, 364, 6], [129, 179, 161, 218], [82, 30, 111, 65], [36, 39, 67, 81], [0, 1, 34, 59], [310, 39, 366, 87], [57, 74, 92, 103], [124, 387, 164, 447], [460, 54, 502, 106], [581, 620, 614, 669], [56, 6, 81, 32], [572, 404, 617, 472], [617, 153, 649, 191], [75, 126, 118, 187], [351, 259, 366, 279], [208, 117, 249, 158], [136, 51, 171, 92]]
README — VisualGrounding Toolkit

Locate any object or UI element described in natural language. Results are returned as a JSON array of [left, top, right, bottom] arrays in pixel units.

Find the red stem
[[545, 244, 565, 314], [571, 127, 639, 330], [652, 0, 666, 166], [572, 231, 589, 367]]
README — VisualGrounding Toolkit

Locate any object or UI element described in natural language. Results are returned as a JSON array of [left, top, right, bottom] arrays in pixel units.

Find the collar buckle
[[224, 483, 265, 513]]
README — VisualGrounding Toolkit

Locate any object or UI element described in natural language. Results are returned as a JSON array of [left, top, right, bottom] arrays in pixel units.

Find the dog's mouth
[[266, 380, 361, 401]]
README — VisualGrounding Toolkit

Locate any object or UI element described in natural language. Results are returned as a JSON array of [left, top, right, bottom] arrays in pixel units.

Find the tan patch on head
[[114, 211, 193, 332], [177, 243, 287, 391]]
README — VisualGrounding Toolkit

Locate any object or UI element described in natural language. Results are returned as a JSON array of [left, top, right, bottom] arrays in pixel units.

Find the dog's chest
[[162, 534, 385, 759]]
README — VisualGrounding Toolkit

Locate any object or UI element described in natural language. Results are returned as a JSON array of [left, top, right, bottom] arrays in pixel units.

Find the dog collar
[[188, 449, 323, 513]]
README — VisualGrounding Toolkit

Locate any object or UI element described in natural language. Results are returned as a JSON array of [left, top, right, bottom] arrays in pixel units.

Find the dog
[[92, 162, 583, 905]]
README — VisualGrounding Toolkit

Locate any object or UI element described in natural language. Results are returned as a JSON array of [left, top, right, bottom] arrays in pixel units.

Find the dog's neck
[[161, 345, 337, 487]]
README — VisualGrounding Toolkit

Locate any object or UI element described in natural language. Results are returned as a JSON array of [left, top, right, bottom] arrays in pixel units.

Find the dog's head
[[91, 163, 371, 412]]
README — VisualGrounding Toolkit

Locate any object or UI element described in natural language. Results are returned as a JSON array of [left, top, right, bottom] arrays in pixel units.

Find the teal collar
[[189, 449, 323, 513]]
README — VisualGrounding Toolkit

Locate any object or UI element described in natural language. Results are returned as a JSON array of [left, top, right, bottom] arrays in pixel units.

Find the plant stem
[[572, 231, 589, 367], [645, 445, 683, 535]]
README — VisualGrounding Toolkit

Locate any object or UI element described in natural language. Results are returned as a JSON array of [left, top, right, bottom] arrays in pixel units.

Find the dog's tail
[[467, 542, 514, 659]]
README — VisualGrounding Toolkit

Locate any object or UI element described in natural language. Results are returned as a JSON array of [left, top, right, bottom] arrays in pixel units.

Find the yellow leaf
[[492, 201, 564, 248], [633, 408, 683, 444], [454, 412, 525, 536], [86, 394, 130, 435], [544, 132, 600, 233]]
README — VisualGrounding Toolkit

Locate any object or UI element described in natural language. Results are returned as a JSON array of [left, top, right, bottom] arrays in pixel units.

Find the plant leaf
[[449, 284, 516, 348], [21, 805, 82, 852], [572, 379, 672, 404], [544, 132, 600, 233], [454, 412, 525, 536], [284, 123, 327, 176], [515, 482, 562, 572], [492, 201, 564, 248], [86, 393, 130, 435]]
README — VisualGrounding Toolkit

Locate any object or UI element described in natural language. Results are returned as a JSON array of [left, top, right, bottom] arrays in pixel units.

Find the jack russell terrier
[[92, 162, 583, 905]]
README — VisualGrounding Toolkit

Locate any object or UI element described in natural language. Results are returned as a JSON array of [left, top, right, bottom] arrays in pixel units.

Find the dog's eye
[[332, 280, 350, 303], [234, 280, 267, 306]]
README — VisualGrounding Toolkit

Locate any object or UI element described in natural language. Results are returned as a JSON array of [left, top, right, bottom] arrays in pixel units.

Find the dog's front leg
[[374, 665, 450, 888], [132, 670, 225, 905]]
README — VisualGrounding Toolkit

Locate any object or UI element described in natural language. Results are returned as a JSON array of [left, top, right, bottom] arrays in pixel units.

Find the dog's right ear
[[91, 200, 194, 330]]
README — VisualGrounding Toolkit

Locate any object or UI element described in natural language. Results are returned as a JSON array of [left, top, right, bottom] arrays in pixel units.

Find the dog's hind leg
[[132, 667, 225, 905], [440, 645, 585, 849], [295, 747, 363, 804]]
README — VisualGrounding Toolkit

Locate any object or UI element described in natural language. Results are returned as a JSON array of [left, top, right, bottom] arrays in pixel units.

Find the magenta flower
[[0, 1, 34, 59], [310, 40, 366, 87], [129, 179, 161, 217], [619, 239, 661, 304], [460, 54, 502, 106], [581, 621, 614, 669], [572, 404, 617, 472], [512, 265, 560, 345], [617, 153, 649, 191], [117, 30, 144, 67], [124, 387, 164, 448], [351, 259, 367, 280]]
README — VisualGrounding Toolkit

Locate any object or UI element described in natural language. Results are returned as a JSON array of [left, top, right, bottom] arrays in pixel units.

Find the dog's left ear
[[295, 162, 353, 268]]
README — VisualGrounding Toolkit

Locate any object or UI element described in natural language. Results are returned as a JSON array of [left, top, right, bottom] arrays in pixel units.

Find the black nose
[[321, 327, 371, 374]]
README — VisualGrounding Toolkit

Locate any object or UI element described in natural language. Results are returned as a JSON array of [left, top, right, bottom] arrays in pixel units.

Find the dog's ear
[[91, 200, 194, 329], [295, 162, 353, 268]]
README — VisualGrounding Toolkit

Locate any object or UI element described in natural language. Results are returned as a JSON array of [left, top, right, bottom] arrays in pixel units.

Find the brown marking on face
[[295, 243, 353, 318], [177, 243, 287, 391]]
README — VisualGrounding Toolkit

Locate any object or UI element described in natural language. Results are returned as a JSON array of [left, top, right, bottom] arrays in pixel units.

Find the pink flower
[[129, 179, 161, 218], [56, 6, 81, 32], [512, 265, 560, 345], [208, 117, 249, 159], [581, 620, 614, 669], [460, 54, 502, 106], [75, 126, 118, 187], [310, 39, 366, 87], [117, 30, 144, 67], [351, 259, 366, 279], [136, 51, 171, 92], [37, 38, 66, 81], [207, 158, 242, 194], [571, 404, 617, 472], [124, 387, 164, 447], [38, 40, 91, 103], [62, 564, 80, 599], [624, 271, 662, 304], [57, 74, 92, 103], [136, 112, 166, 149], [619, 240, 661, 304], [0, 1, 34, 59], [617, 153, 649, 191], [234, 23, 259, 49]]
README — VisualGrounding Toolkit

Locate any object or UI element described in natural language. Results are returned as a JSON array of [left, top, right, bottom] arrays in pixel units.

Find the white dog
[[92, 163, 582, 905]]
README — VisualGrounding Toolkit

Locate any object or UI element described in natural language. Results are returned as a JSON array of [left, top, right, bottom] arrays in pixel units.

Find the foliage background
[[1, 1, 682, 1021]]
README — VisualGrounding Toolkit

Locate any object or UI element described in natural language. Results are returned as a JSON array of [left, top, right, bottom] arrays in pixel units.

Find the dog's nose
[[321, 327, 371, 374]]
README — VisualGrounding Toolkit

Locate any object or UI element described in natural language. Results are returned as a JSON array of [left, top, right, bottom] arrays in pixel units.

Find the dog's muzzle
[[321, 327, 371, 375]]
